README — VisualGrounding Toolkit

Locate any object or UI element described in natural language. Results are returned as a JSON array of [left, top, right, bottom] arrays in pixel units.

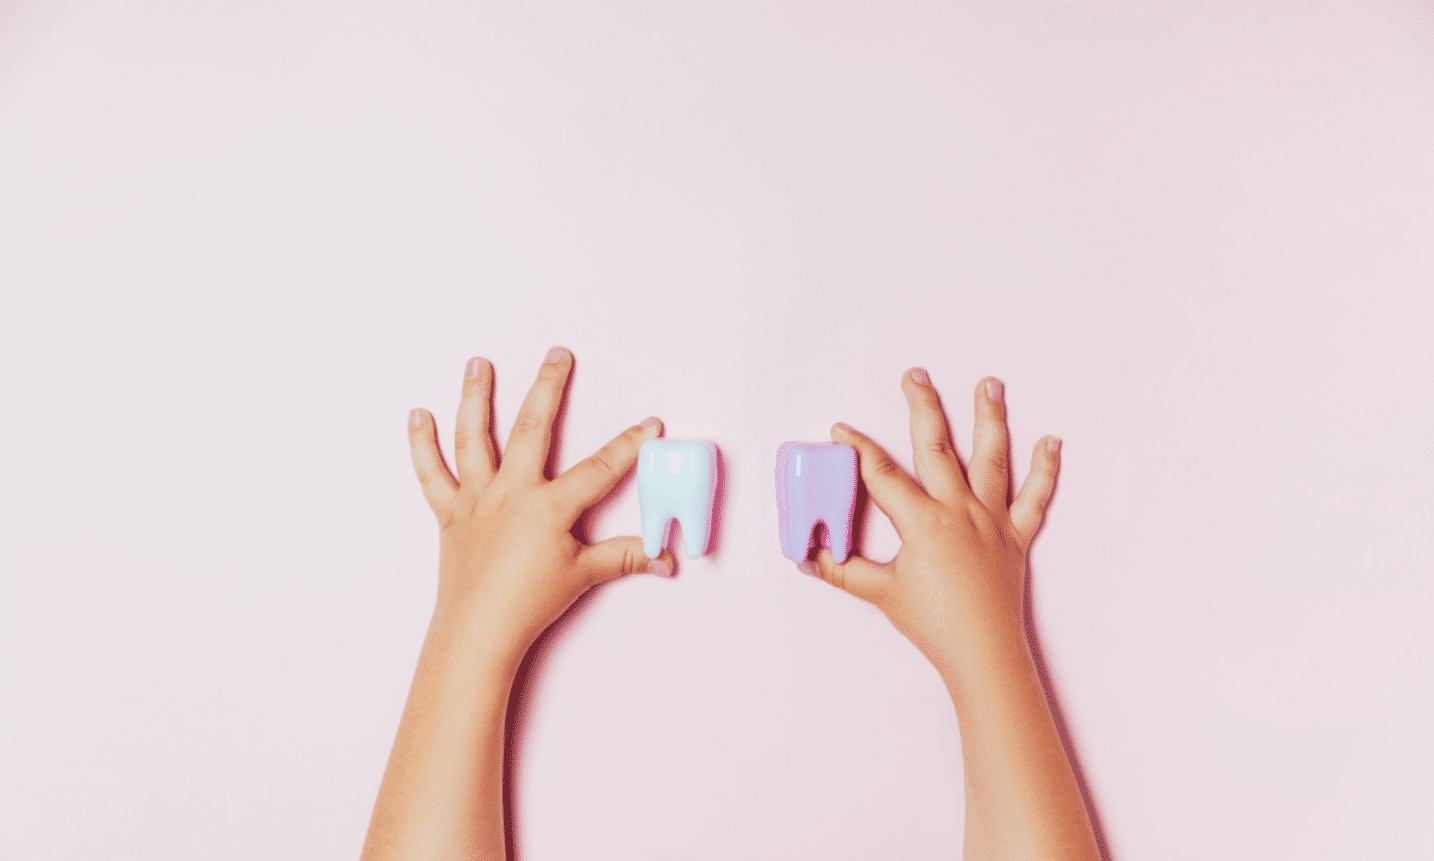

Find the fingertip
[[980, 376, 1004, 404], [645, 555, 673, 577], [654, 549, 678, 577], [639, 416, 663, 436], [906, 367, 930, 386], [1045, 435, 1062, 457], [462, 358, 492, 398], [408, 408, 424, 430]]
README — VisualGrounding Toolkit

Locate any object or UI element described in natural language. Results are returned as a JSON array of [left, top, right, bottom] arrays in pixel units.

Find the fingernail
[[834, 422, 853, 433], [910, 368, 930, 385], [986, 379, 1004, 402], [465, 357, 483, 379], [1047, 437, 1062, 455], [544, 346, 568, 364], [639, 416, 660, 429], [408, 409, 422, 429], [645, 559, 672, 577], [796, 560, 818, 576]]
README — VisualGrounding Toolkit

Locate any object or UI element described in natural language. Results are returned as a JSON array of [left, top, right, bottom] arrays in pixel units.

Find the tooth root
[[676, 507, 708, 560], [637, 439, 719, 560], [640, 502, 673, 559], [823, 515, 854, 565], [776, 442, 859, 564]]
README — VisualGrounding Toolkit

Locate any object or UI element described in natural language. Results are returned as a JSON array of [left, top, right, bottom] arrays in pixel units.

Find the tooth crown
[[637, 439, 720, 559], [775, 442, 859, 564]]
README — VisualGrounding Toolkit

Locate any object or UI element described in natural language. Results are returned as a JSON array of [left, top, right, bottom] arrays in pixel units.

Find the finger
[[407, 408, 458, 515], [577, 536, 676, 584], [831, 421, 930, 536], [550, 417, 662, 517], [454, 356, 497, 487], [501, 346, 573, 482], [969, 377, 1012, 513], [901, 367, 972, 504], [809, 547, 893, 606], [1010, 436, 1061, 550]]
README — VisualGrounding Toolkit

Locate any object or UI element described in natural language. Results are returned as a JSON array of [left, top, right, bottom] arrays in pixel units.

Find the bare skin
[[361, 347, 673, 860], [362, 352, 1100, 861], [811, 369, 1101, 861]]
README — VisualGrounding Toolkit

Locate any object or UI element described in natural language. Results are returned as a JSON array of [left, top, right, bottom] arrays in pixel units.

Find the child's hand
[[407, 347, 673, 666], [812, 370, 1061, 685]]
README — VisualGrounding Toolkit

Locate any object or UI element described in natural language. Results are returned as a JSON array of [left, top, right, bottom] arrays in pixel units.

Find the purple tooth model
[[775, 442, 859, 564]]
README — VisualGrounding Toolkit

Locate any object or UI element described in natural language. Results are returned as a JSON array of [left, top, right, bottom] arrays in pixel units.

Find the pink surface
[[2, 2, 1433, 859]]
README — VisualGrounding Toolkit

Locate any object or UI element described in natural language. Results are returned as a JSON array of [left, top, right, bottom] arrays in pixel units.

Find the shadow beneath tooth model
[[1021, 474, 1113, 860], [704, 442, 727, 562], [501, 583, 605, 861]]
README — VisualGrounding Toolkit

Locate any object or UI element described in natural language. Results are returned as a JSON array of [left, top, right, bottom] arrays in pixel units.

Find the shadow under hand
[[501, 583, 603, 861], [1021, 481, 1113, 860]]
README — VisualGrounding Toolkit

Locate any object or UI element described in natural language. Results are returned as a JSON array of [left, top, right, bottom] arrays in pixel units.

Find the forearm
[[361, 613, 524, 861], [940, 635, 1100, 861]]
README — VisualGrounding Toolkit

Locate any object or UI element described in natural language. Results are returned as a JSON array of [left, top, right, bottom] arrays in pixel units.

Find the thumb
[[810, 548, 892, 606], [578, 536, 675, 584]]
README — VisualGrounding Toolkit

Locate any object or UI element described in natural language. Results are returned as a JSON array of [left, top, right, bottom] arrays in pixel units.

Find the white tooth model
[[637, 438, 720, 559]]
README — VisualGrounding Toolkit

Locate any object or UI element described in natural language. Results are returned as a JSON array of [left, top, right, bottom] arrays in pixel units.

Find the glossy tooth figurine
[[637, 438, 720, 560], [775, 441, 859, 564]]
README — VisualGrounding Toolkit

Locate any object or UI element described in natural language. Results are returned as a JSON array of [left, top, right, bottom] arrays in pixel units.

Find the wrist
[[424, 605, 531, 682], [927, 629, 1039, 709]]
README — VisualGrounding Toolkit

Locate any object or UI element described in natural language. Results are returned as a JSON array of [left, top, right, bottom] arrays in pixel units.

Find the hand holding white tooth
[[637, 439, 719, 560]]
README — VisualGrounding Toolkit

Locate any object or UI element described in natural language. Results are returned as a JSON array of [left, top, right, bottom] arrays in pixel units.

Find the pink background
[[3, 2, 1433, 858]]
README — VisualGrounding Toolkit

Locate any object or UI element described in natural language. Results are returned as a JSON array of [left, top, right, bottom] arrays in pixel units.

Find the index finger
[[831, 422, 931, 536], [549, 417, 662, 517]]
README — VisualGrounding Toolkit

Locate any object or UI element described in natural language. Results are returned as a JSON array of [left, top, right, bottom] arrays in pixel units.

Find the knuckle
[[437, 494, 480, 531], [511, 411, 545, 436], [622, 543, 642, 576], [587, 448, 618, 478], [871, 455, 902, 477], [437, 493, 477, 530], [924, 438, 953, 457], [931, 505, 976, 535]]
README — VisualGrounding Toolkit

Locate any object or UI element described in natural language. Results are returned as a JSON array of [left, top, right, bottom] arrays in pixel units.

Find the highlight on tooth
[[637, 439, 720, 560], [775, 442, 859, 565]]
